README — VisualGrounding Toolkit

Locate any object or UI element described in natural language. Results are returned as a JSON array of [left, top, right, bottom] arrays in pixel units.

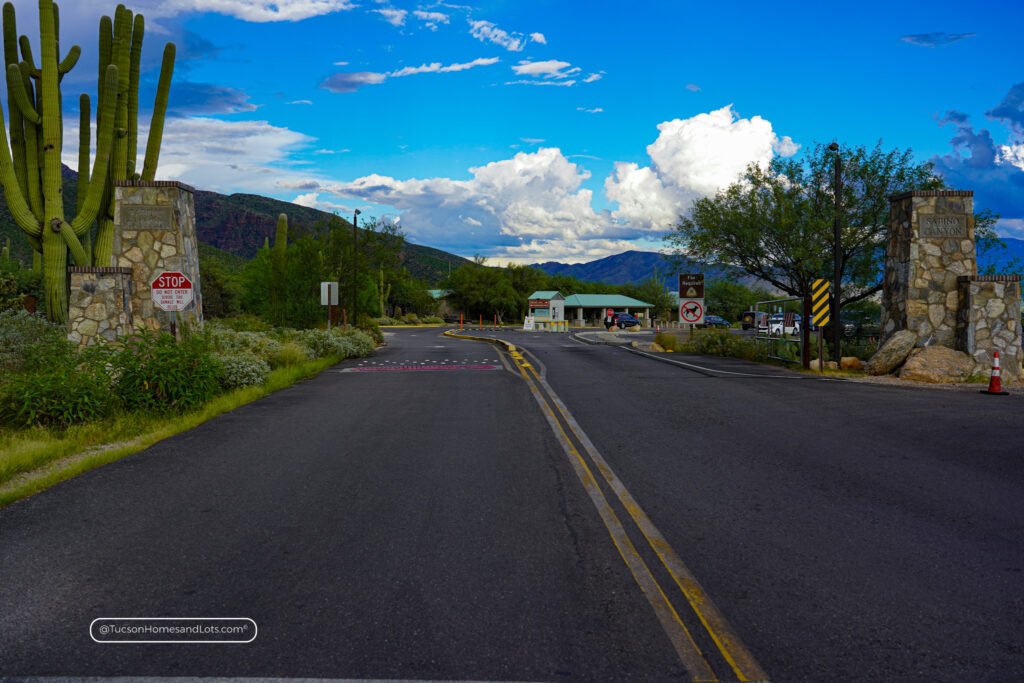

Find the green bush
[[268, 341, 313, 368], [0, 309, 75, 372], [337, 329, 375, 357], [682, 329, 760, 361], [654, 331, 679, 351], [400, 313, 422, 325], [217, 314, 273, 332], [357, 316, 384, 344], [0, 345, 118, 428], [204, 322, 283, 362], [115, 330, 221, 413], [420, 315, 445, 324], [375, 316, 401, 326], [213, 353, 271, 390]]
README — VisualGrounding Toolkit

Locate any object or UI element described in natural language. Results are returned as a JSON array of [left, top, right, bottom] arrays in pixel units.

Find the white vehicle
[[768, 313, 801, 336]]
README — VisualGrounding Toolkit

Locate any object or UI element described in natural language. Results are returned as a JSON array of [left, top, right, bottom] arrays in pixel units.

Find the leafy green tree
[[239, 242, 272, 318], [666, 142, 945, 352], [704, 279, 773, 321]]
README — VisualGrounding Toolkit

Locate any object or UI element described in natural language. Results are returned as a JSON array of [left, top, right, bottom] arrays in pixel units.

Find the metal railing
[[753, 297, 803, 363]]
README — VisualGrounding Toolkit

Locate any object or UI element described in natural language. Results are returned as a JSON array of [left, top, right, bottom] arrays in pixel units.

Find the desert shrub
[[213, 353, 271, 390], [841, 337, 880, 361], [375, 316, 400, 326], [357, 315, 383, 344], [400, 313, 421, 325], [217, 314, 272, 332], [682, 329, 760, 361], [420, 315, 444, 324], [654, 331, 679, 352], [0, 345, 118, 428], [114, 329, 221, 413], [267, 341, 313, 368], [0, 310, 75, 372], [295, 329, 350, 358], [336, 329, 375, 357], [204, 322, 282, 362]]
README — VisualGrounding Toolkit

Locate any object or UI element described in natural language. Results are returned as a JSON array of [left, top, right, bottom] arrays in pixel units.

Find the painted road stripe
[[448, 330, 769, 682], [507, 351, 717, 682], [521, 357, 768, 682]]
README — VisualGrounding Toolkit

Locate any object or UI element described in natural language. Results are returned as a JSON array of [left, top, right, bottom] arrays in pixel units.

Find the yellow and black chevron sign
[[812, 279, 831, 327]]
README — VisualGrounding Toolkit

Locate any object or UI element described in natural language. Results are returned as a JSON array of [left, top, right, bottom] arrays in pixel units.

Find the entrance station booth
[[527, 291, 566, 330]]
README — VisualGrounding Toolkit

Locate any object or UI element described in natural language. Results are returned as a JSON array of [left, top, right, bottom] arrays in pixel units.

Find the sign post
[[678, 273, 705, 336], [811, 278, 831, 373], [321, 281, 339, 330]]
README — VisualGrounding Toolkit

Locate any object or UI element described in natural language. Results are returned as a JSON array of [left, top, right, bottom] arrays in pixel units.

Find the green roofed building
[[563, 294, 654, 327]]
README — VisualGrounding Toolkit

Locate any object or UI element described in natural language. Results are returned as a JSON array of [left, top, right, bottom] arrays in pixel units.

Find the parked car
[[768, 313, 801, 336], [698, 315, 731, 328], [740, 310, 767, 330], [614, 312, 640, 329]]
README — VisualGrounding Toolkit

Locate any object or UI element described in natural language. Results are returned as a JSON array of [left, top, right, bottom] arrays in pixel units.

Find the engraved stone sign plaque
[[919, 214, 967, 238], [122, 205, 173, 231]]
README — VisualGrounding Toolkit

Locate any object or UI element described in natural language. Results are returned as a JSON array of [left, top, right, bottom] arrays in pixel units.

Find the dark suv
[[614, 312, 640, 329]]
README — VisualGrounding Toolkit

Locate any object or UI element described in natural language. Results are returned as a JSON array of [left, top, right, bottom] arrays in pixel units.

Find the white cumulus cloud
[[390, 57, 500, 77], [530, 32, 547, 44], [512, 59, 580, 79], [469, 19, 525, 52], [414, 10, 449, 30], [306, 148, 615, 254], [605, 104, 800, 229], [371, 8, 407, 26]]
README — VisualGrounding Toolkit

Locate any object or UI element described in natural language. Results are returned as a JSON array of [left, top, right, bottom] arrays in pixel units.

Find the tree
[[704, 279, 773, 322], [666, 142, 945, 352]]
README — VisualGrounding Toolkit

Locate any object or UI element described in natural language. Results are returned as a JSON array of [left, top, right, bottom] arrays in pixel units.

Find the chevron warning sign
[[812, 279, 831, 327]]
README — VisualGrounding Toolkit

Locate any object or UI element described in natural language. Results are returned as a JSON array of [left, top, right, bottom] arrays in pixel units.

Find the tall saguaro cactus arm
[[70, 65, 118, 236], [141, 42, 174, 181], [0, 98, 41, 237]]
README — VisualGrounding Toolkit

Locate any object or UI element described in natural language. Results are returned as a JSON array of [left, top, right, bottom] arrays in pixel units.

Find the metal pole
[[829, 142, 842, 363], [352, 209, 361, 326]]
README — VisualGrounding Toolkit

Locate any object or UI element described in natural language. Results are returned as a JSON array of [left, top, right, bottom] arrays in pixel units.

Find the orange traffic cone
[[980, 350, 1010, 395]]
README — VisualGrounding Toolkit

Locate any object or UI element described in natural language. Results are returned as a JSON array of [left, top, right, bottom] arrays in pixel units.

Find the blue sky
[[6, 0, 1024, 262]]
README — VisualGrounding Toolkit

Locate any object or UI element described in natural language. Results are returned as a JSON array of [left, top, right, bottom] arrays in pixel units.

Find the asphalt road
[[1, 327, 1022, 682]]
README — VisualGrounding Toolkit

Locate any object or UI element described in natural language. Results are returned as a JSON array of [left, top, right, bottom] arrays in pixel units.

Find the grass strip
[[0, 355, 342, 509]]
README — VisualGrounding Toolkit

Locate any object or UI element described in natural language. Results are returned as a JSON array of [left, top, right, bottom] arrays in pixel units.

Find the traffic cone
[[980, 350, 1010, 395]]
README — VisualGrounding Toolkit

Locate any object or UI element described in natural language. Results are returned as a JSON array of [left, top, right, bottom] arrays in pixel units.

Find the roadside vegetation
[[0, 311, 377, 505]]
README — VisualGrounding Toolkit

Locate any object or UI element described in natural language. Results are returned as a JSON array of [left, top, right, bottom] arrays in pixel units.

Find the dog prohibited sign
[[679, 299, 704, 325], [151, 271, 194, 312]]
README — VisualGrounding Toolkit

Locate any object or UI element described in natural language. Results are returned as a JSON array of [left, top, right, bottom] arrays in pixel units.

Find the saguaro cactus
[[270, 213, 288, 325], [0, 1, 175, 323]]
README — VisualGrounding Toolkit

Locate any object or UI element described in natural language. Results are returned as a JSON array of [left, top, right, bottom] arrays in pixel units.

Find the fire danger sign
[[151, 271, 194, 311], [679, 299, 704, 325]]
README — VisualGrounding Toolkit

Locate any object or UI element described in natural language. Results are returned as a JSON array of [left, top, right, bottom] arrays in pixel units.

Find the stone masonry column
[[113, 180, 203, 336], [957, 275, 1022, 382], [881, 190, 975, 347]]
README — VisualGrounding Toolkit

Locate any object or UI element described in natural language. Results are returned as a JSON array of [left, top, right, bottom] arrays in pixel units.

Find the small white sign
[[523, 315, 535, 331], [321, 282, 339, 306], [679, 298, 705, 325]]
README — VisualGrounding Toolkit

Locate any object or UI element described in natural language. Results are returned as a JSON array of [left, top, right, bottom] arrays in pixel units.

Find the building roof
[[427, 289, 451, 299], [528, 290, 564, 300], [563, 294, 654, 308]]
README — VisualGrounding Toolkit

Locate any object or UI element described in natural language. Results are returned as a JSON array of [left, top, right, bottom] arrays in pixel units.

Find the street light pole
[[829, 142, 842, 363], [352, 208, 361, 326]]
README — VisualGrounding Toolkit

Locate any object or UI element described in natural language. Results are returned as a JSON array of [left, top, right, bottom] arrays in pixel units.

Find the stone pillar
[[113, 181, 203, 335], [957, 275, 1022, 382], [881, 190, 975, 347], [67, 267, 134, 345]]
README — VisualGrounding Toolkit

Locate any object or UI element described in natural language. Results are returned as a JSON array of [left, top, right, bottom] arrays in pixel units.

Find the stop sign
[[151, 271, 194, 311]]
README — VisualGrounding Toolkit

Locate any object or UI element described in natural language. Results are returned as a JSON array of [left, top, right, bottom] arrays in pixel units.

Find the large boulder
[[840, 356, 864, 371], [865, 330, 917, 375], [898, 346, 975, 383]]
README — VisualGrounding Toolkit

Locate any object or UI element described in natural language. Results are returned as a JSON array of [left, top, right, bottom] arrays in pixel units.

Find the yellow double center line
[[446, 330, 769, 682]]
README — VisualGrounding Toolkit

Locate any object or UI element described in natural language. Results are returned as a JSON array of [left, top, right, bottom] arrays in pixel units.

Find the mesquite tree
[[0, 0, 175, 322]]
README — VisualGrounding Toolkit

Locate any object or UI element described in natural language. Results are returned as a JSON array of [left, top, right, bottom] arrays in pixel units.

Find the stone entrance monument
[[66, 180, 203, 344], [881, 190, 1021, 381]]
